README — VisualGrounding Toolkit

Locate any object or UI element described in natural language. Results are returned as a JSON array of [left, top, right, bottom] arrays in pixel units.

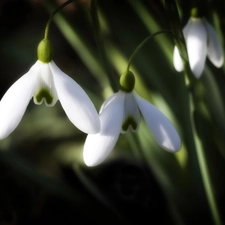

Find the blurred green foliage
[[0, 0, 225, 224]]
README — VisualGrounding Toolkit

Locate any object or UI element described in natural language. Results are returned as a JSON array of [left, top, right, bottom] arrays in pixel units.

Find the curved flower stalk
[[83, 71, 181, 167], [173, 17, 224, 78], [0, 39, 100, 139]]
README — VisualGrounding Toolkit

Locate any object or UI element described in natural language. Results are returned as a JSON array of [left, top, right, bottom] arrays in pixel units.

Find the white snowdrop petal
[[182, 18, 192, 39], [121, 92, 140, 133], [204, 19, 224, 68], [173, 46, 184, 72], [173, 19, 191, 73], [50, 61, 100, 134], [134, 93, 181, 152], [0, 62, 38, 139], [83, 92, 125, 167], [33, 61, 58, 106], [186, 18, 207, 78], [83, 132, 120, 167], [99, 92, 118, 114]]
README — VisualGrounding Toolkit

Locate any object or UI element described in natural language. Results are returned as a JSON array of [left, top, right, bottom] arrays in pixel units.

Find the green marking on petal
[[122, 116, 137, 132], [35, 88, 53, 105]]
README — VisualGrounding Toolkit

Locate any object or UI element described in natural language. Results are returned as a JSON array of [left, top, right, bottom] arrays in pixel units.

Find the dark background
[[0, 0, 225, 224]]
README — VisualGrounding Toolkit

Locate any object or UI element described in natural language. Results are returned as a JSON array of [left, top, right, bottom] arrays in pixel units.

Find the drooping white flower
[[173, 17, 224, 78], [0, 39, 100, 139], [83, 90, 181, 167]]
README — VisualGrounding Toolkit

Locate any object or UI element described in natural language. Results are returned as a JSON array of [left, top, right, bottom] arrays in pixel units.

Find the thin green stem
[[126, 132, 185, 225], [90, 0, 118, 92], [126, 30, 172, 71], [44, 0, 76, 39], [189, 94, 222, 225], [196, 142, 222, 225]]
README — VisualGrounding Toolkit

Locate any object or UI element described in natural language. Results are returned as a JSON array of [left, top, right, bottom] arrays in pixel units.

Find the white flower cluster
[[0, 57, 182, 166], [1, 15, 222, 167]]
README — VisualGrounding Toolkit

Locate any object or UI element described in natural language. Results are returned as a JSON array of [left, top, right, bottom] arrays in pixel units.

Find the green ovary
[[119, 70, 135, 92], [35, 88, 53, 105], [122, 116, 137, 132]]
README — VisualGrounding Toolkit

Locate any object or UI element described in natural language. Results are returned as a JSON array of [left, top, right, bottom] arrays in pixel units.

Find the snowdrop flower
[[0, 39, 100, 139], [173, 15, 224, 78], [83, 70, 181, 167]]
